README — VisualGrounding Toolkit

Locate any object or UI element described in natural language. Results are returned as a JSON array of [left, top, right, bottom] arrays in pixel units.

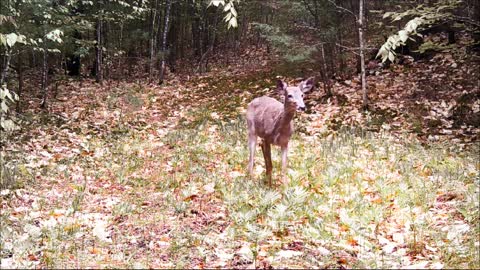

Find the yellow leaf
[[372, 197, 383, 204], [88, 247, 102, 254], [339, 224, 350, 232], [347, 237, 358, 246]]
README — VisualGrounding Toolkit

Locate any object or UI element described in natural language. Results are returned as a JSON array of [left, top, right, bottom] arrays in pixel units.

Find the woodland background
[[0, 0, 479, 268]]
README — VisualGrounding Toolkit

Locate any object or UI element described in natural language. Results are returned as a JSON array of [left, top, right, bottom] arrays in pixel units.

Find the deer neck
[[275, 106, 296, 134]]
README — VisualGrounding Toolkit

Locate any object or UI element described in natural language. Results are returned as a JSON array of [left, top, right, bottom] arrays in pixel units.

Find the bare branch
[[302, 0, 318, 21], [327, 0, 357, 20], [334, 43, 377, 53], [453, 16, 480, 28]]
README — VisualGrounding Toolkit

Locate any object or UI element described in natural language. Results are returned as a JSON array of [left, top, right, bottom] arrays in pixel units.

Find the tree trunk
[[159, 0, 172, 85], [104, 21, 110, 81], [197, 5, 206, 72], [96, 11, 103, 84], [337, 30, 346, 77], [196, 8, 219, 73], [358, 0, 368, 109], [206, 8, 219, 69], [40, 36, 48, 109], [149, 0, 158, 83], [118, 23, 124, 81], [17, 51, 23, 112], [190, 2, 199, 58], [167, 3, 178, 73], [320, 43, 333, 97], [0, 48, 11, 86]]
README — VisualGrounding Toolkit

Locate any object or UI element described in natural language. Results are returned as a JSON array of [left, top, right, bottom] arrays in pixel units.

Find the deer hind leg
[[248, 134, 257, 176], [261, 141, 273, 186]]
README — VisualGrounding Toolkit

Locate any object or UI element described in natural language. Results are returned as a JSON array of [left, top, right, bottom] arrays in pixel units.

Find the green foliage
[[377, 0, 463, 63], [251, 22, 317, 63], [0, 32, 26, 48], [0, 0, 146, 72], [251, 23, 292, 50], [209, 0, 239, 29], [414, 40, 456, 54], [0, 0, 66, 63], [0, 86, 19, 132], [376, 17, 425, 62]]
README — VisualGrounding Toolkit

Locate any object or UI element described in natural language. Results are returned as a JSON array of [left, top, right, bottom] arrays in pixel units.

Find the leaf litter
[[1, 48, 479, 268]]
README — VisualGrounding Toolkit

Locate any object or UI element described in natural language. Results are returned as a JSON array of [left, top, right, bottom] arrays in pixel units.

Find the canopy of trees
[[0, 1, 479, 268], [1, 0, 479, 116]]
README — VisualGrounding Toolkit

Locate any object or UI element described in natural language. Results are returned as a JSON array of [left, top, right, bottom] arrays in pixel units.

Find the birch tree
[[358, 0, 367, 109], [159, 0, 172, 85]]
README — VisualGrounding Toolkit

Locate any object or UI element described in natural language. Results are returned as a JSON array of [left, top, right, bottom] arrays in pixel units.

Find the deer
[[246, 77, 315, 186]]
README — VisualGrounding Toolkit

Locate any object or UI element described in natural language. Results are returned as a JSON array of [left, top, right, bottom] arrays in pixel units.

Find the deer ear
[[277, 80, 287, 94], [300, 77, 315, 93]]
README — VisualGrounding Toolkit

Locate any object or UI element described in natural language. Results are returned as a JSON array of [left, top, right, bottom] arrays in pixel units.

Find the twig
[[453, 16, 480, 28], [327, 0, 357, 20], [302, 0, 318, 21], [334, 43, 377, 53]]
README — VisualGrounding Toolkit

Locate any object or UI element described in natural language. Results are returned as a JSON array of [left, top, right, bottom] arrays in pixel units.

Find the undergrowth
[[151, 110, 479, 268], [0, 84, 478, 268]]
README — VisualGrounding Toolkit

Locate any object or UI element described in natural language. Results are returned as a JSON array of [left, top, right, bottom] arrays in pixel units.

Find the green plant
[[0, 86, 19, 132], [377, 0, 463, 62]]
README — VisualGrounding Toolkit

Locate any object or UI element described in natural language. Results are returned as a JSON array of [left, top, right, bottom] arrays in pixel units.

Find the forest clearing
[[1, 0, 479, 269]]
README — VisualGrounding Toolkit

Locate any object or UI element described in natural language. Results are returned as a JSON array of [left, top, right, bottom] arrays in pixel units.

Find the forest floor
[[1, 47, 479, 268]]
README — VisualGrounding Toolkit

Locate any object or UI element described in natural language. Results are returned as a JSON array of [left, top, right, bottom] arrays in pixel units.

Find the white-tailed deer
[[246, 77, 314, 186]]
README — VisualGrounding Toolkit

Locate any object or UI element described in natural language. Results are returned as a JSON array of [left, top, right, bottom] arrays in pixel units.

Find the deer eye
[[287, 94, 293, 98]]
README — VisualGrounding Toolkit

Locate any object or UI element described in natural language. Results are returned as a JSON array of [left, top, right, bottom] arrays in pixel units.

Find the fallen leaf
[[88, 247, 102, 254], [347, 237, 358, 246], [402, 261, 429, 269], [203, 182, 215, 194], [382, 243, 397, 254], [184, 194, 199, 201], [317, 246, 331, 256], [392, 233, 405, 244], [92, 220, 111, 243], [27, 254, 38, 261], [276, 250, 303, 259]]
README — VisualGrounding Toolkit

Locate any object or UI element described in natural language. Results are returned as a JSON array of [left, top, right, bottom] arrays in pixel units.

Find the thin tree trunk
[[104, 21, 109, 81], [196, 8, 219, 73], [197, 4, 207, 72], [96, 11, 103, 84], [17, 51, 23, 112], [159, 0, 172, 85], [149, 0, 158, 83], [118, 23, 124, 81], [40, 35, 48, 109], [165, 3, 176, 73], [358, 0, 368, 109], [191, 3, 200, 58], [206, 8, 219, 70], [338, 30, 346, 76], [0, 48, 11, 86], [320, 43, 333, 97]]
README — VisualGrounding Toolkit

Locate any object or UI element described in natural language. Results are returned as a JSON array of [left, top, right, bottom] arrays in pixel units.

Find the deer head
[[277, 77, 315, 112]]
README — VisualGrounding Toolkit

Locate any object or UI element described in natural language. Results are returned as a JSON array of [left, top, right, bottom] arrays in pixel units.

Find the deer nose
[[298, 106, 306, 111]]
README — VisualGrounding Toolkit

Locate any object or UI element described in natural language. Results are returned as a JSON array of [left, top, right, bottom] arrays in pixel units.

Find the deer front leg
[[261, 141, 273, 186], [248, 134, 257, 176], [281, 145, 289, 184]]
